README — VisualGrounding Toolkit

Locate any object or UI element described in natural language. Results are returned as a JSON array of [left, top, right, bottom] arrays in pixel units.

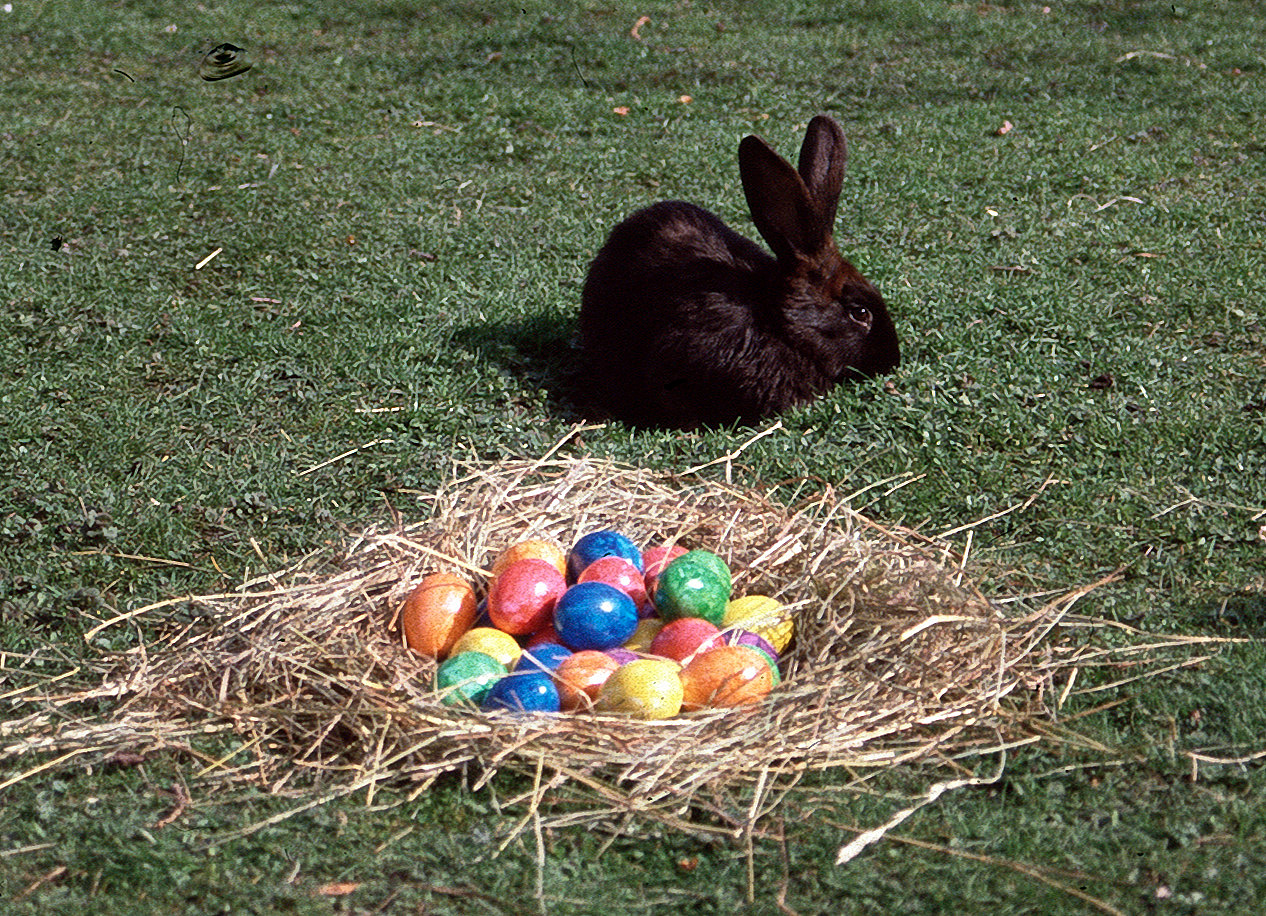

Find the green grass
[[3, 0, 1265, 912]]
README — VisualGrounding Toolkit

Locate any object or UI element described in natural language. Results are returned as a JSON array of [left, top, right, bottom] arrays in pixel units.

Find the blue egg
[[566, 529, 644, 581], [513, 642, 573, 673], [553, 581, 639, 651], [481, 670, 561, 714]]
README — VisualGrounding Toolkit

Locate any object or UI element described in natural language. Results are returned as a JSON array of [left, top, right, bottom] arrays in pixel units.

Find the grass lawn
[[3, 0, 1264, 912]]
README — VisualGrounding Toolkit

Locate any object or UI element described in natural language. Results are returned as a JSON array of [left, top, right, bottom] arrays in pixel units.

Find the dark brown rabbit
[[580, 114, 899, 429]]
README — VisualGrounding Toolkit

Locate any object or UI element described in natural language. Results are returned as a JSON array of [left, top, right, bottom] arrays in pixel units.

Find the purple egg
[[605, 647, 640, 666], [721, 628, 778, 660]]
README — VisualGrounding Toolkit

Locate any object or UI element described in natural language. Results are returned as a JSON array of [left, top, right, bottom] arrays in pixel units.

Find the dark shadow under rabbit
[[580, 114, 899, 429]]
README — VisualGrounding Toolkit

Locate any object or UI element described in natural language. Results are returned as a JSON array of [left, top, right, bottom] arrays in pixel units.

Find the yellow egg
[[489, 539, 568, 580], [722, 595, 794, 653], [450, 627, 522, 668], [622, 618, 664, 653], [596, 659, 683, 720]]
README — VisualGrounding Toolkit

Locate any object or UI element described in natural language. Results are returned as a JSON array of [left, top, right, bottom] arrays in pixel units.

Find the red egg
[[649, 617, 722, 663], [642, 543, 688, 591], [578, 555, 649, 610], [401, 572, 479, 659], [487, 558, 566, 635]]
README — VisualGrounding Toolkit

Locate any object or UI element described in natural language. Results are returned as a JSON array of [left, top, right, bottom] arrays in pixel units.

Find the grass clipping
[[10, 458, 1101, 832]]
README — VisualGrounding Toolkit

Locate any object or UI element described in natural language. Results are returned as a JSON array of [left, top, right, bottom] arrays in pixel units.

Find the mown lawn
[[2, 1, 1264, 913]]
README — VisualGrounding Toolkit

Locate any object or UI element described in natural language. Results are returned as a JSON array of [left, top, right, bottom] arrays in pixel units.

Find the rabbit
[[579, 114, 899, 429]]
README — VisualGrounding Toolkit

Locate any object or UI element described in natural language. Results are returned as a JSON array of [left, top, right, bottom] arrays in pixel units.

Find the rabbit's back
[[580, 201, 780, 426]]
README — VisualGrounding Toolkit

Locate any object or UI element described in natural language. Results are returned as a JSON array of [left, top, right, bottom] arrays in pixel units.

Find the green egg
[[435, 651, 507, 706], [680, 549, 731, 594], [653, 554, 730, 626]]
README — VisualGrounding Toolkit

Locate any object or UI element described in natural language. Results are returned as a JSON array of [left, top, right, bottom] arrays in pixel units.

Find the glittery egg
[[450, 627, 522, 669], [481, 670, 560, 714], [648, 617, 722, 663], [489, 538, 568, 580], [435, 651, 506, 706], [679, 646, 773, 710], [554, 650, 621, 711], [553, 581, 639, 650], [652, 554, 730, 626], [567, 530, 643, 581], [722, 595, 794, 653], [577, 555, 649, 611], [401, 572, 479, 659], [513, 642, 573, 673], [487, 558, 566, 635], [596, 658, 684, 719], [623, 618, 665, 653]]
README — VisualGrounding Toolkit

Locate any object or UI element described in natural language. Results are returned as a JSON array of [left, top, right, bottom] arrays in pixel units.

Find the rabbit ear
[[738, 134, 821, 260], [796, 115, 847, 232]]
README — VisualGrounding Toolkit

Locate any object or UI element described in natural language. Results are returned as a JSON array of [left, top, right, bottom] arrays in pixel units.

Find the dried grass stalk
[[4, 458, 1138, 833]]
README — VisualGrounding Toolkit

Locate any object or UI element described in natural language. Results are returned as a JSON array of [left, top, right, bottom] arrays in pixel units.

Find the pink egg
[[642, 543, 688, 595], [578, 556, 649, 610], [487, 558, 566, 635], [649, 617, 722, 664]]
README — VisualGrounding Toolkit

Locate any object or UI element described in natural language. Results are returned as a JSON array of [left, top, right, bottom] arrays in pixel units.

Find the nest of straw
[[6, 458, 1108, 832]]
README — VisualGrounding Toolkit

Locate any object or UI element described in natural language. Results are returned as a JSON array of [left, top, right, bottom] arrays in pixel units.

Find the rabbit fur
[[580, 114, 899, 429]]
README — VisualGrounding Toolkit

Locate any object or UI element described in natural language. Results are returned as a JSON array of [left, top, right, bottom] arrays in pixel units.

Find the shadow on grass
[[453, 314, 596, 425], [1187, 590, 1266, 637]]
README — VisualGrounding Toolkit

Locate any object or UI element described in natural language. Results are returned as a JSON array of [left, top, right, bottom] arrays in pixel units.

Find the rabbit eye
[[845, 305, 871, 323]]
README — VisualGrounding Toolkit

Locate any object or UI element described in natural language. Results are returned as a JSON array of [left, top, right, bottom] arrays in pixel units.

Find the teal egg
[[653, 554, 730, 626], [435, 651, 507, 706]]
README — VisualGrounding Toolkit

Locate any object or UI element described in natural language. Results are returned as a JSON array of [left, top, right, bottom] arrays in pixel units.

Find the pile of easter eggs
[[400, 529, 795, 719]]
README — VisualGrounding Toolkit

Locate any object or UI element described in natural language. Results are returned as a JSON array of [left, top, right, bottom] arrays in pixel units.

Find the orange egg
[[401, 572, 478, 659], [554, 650, 621, 711], [679, 646, 773, 710], [489, 538, 568, 580]]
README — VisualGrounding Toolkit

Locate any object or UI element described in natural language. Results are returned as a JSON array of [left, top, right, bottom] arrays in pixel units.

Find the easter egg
[[723, 595, 794, 653], [567, 530, 643, 581], [554, 650, 620, 711], [514, 641, 573, 673], [451, 627, 522, 668], [490, 539, 567, 580], [653, 554, 729, 625], [679, 549, 731, 594], [719, 627, 778, 661], [525, 623, 562, 647], [623, 618, 665, 653], [482, 670, 561, 714], [642, 543, 688, 581], [649, 617, 722, 663], [487, 558, 566, 635], [679, 646, 773, 710], [578, 556, 649, 611], [553, 582, 639, 650], [605, 647, 639, 666], [596, 658, 684, 719], [401, 572, 479, 659], [435, 651, 506, 706]]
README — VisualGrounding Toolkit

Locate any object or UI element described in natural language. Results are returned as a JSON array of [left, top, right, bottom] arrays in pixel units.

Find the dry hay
[[3, 457, 1173, 839]]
